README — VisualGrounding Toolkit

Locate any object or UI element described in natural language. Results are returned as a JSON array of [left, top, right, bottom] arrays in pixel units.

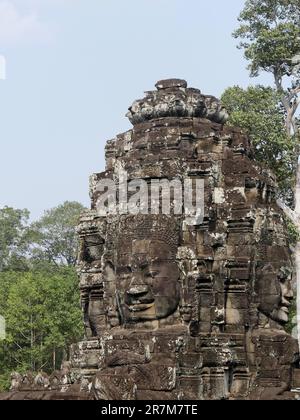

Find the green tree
[[221, 85, 298, 201], [0, 201, 86, 390], [0, 207, 30, 272], [29, 201, 85, 267], [233, 0, 300, 134], [0, 268, 83, 385]]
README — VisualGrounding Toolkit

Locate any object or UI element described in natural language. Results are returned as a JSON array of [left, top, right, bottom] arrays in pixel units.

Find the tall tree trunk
[[296, 243, 300, 347], [286, 109, 294, 136], [53, 348, 56, 371], [295, 160, 300, 215], [30, 314, 34, 371], [294, 161, 300, 349]]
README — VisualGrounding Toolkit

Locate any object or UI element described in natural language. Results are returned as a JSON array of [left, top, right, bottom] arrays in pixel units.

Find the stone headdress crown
[[118, 214, 180, 257]]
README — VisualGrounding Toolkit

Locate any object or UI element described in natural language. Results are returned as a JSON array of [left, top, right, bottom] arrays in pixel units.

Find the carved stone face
[[257, 264, 293, 324], [117, 239, 180, 322], [83, 234, 105, 263]]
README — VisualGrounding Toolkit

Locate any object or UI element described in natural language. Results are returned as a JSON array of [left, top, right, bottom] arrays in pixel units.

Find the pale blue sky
[[0, 0, 270, 219]]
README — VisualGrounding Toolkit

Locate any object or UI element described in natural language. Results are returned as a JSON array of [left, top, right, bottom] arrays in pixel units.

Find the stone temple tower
[[3, 79, 300, 400], [73, 79, 300, 400]]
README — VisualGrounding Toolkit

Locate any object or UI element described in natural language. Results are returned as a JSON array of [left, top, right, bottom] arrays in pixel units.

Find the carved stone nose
[[127, 285, 149, 297]]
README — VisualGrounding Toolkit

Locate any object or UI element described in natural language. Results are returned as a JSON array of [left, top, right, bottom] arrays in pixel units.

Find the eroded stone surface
[[3, 79, 300, 401]]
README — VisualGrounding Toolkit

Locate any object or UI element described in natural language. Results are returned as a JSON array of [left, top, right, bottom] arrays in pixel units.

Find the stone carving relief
[[77, 212, 107, 337], [114, 215, 181, 325]]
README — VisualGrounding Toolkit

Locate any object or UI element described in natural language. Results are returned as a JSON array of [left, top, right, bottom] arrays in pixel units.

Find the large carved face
[[116, 239, 180, 322], [83, 234, 105, 263], [256, 263, 293, 324]]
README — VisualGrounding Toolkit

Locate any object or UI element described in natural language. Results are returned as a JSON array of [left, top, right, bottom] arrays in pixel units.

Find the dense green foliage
[[233, 0, 300, 137], [29, 202, 85, 266], [0, 208, 30, 272], [233, 0, 300, 78], [221, 85, 299, 201], [0, 202, 85, 391]]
